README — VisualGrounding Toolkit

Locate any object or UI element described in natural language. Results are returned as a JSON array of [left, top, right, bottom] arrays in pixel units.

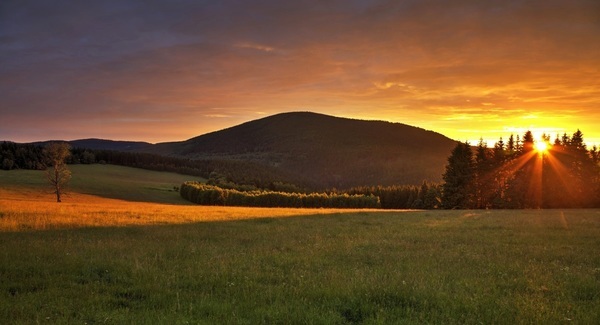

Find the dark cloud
[[1, 0, 599, 143]]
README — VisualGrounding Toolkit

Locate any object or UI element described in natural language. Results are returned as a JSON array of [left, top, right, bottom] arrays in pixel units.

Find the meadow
[[1, 165, 599, 324]]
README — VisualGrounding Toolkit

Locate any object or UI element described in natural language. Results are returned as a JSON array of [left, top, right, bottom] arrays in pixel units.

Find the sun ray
[[535, 141, 548, 153], [541, 147, 580, 206]]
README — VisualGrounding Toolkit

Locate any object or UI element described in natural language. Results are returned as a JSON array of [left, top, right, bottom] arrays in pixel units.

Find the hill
[[0, 164, 199, 204], [69, 138, 154, 151], [29, 139, 153, 151], [151, 112, 458, 189]]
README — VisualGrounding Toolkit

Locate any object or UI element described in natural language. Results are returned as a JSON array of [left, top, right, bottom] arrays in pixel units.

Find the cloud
[[235, 42, 275, 53], [1, 0, 599, 144]]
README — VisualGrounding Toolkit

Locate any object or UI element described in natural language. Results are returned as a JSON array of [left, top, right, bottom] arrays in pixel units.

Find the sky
[[1, 0, 599, 145]]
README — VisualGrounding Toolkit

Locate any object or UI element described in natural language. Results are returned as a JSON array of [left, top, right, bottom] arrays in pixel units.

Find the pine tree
[[590, 145, 599, 165], [507, 134, 515, 156], [553, 134, 562, 147], [442, 142, 475, 209], [490, 137, 507, 208], [522, 131, 535, 153], [474, 139, 493, 208], [442, 129, 600, 209], [565, 130, 595, 207], [503, 131, 539, 208]]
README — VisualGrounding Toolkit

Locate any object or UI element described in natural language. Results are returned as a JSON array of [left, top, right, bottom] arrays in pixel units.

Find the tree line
[[1, 142, 97, 170], [91, 150, 313, 191], [1, 142, 309, 191], [1, 141, 72, 202], [442, 130, 600, 209], [1, 142, 47, 170], [180, 182, 381, 209], [343, 182, 441, 209], [6, 133, 598, 210]]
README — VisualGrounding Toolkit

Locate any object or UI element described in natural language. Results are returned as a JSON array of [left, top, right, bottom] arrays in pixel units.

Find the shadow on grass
[[2, 210, 599, 324]]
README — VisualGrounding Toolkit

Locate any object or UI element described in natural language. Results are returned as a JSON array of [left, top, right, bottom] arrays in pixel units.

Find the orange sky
[[1, 0, 599, 146]]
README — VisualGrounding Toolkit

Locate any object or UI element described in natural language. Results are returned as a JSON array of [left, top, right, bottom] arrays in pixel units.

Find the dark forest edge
[[1, 142, 308, 190], [442, 130, 600, 209], [2, 128, 599, 209], [1, 142, 438, 209]]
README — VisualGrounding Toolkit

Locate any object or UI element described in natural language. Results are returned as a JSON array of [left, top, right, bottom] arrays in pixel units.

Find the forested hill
[[69, 139, 153, 151], [149, 112, 458, 188], [32, 139, 153, 152], [5, 112, 457, 189]]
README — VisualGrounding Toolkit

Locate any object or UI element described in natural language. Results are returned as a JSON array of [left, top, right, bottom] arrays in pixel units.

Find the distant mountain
[[68, 138, 153, 151], [149, 112, 458, 188], [30, 138, 153, 151]]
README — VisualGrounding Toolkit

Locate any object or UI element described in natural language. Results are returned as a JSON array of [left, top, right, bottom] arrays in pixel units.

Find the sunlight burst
[[535, 141, 548, 153]]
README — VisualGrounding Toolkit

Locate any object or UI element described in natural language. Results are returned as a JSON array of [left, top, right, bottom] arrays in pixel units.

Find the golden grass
[[0, 188, 384, 232]]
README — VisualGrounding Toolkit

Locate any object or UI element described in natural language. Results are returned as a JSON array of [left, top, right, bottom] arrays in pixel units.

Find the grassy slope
[[1, 167, 600, 323], [1, 164, 204, 204], [0, 168, 378, 232]]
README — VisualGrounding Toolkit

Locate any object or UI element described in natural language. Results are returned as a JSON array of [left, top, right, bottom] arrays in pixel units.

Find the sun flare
[[535, 141, 548, 153]]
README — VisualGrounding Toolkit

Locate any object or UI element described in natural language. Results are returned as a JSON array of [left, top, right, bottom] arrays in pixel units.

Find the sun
[[535, 141, 548, 153]]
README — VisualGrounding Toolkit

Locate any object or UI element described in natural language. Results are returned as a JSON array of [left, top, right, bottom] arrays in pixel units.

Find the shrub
[[180, 182, 380, 209]]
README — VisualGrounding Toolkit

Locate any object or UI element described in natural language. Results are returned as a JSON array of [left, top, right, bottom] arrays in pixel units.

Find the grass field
[[1, 165, 599, 324], [1, 164, 203, 204]]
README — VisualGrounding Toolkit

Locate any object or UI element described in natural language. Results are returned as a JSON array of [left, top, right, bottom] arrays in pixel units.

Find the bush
[[180, 182, 380, 209]]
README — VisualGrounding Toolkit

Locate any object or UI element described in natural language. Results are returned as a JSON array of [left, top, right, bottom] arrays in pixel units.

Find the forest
[[180, 182, 381, 209], [0, 142, 440, 209], [0, 142, 307, 190], [442, 130, 600, 209], [2, 129, 599, 209]]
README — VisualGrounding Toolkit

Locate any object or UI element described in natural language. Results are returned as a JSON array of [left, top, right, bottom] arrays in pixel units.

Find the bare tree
[[45, 142, 71, 202]]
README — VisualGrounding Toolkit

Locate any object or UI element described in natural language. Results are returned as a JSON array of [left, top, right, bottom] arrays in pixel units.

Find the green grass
[[1, 210, 599, 324], [1, 164, 203, 204], [2, 166, 599, 323]]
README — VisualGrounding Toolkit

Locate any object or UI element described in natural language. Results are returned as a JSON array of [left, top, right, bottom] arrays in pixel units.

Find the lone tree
[[45, 142, 71, 202]]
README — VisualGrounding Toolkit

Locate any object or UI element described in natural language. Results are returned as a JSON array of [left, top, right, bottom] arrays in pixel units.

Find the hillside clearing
[[0, 166, 389, 231], [1, 164, 202, 204]]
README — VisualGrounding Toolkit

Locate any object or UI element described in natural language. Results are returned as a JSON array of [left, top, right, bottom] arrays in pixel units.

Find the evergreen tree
[[494, 137, 505, 161], [590, 145, 599, 165], [522, 131, 535, 153], [565, 130, 595, 207], [442, 142, 474, 209], [474, 139, 494, 208], [506, 131, 540, 208], [441, 129, 600, 209], [553, 134, 560, 145], [490, 137, 508, 208], [561, 133, 570, 146], [424, 184, 441, 209], [507, 134, 516, 156]]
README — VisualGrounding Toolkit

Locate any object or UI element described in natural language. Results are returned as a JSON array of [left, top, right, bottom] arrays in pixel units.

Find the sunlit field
[[1, 166, 599, 323], [0, 187, 373, 232], [0, 166, 372, 231]]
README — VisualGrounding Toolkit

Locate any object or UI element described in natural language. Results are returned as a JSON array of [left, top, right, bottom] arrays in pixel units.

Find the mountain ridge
[[26, 112, 458, 188], [149, 112, 458, 188]]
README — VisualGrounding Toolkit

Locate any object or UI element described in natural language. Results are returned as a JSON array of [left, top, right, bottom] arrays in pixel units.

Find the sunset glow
[[1, 1, 599, 144], [534, 141, 548, 153]]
